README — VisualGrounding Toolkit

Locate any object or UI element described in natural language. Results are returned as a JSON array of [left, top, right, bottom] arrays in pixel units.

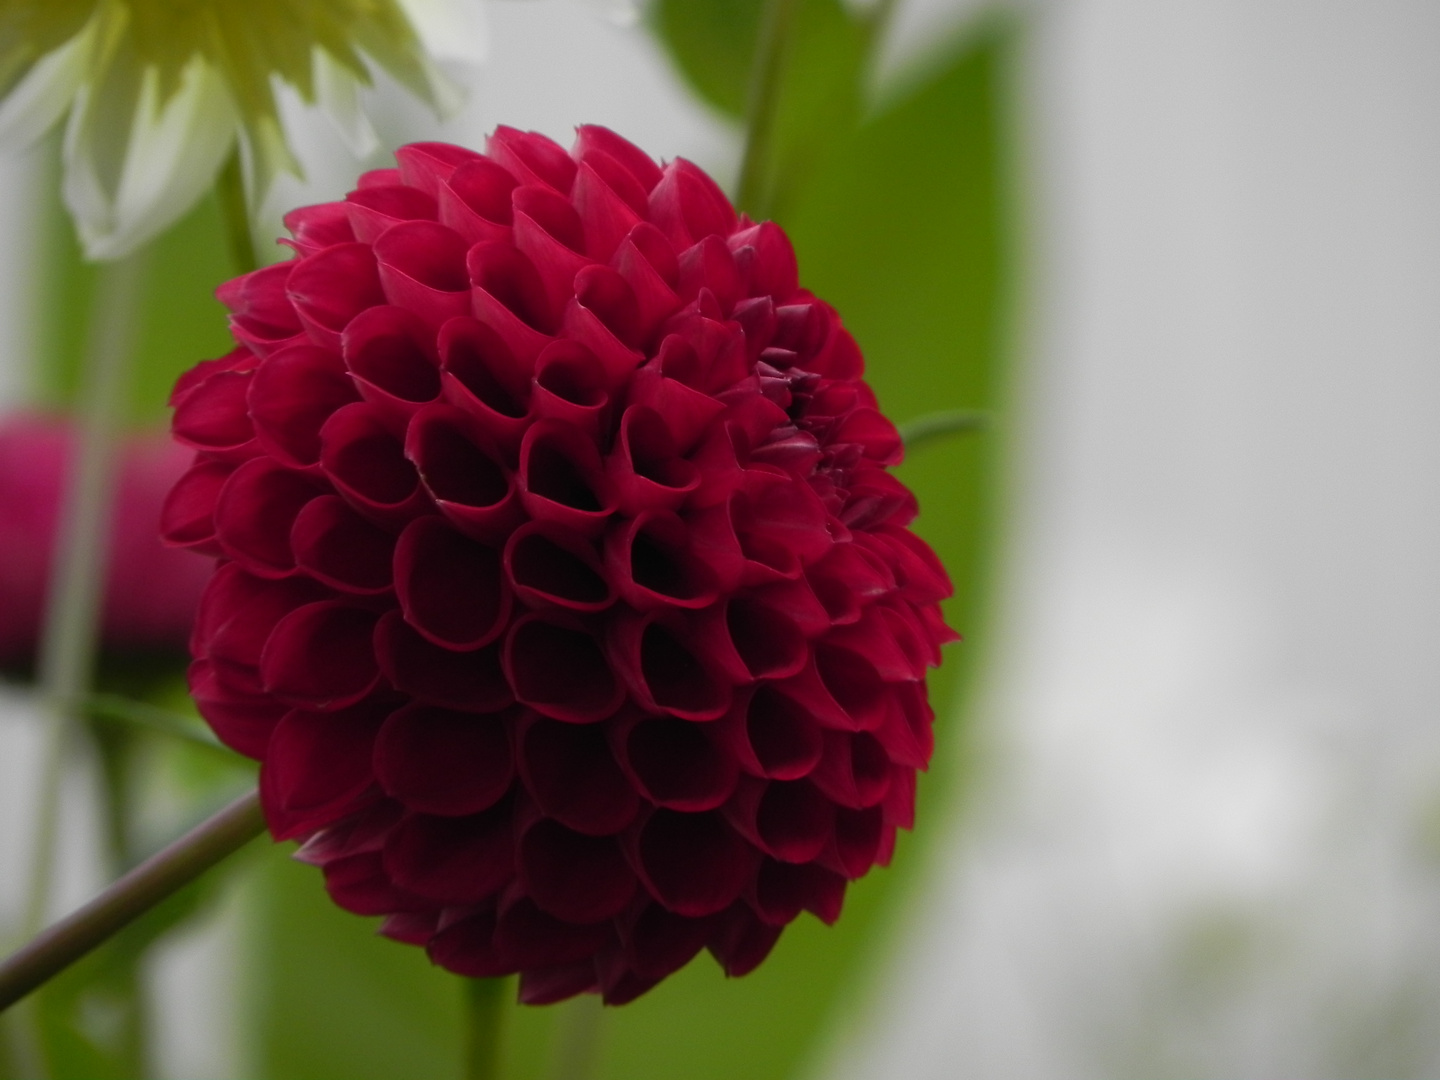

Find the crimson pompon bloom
[[162, 125, 956, 1005]]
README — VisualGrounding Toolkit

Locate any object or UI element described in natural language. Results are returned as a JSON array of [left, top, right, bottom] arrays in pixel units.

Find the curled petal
[[383, 802, 515, 903], [517, 420, 614, 538], [531, 340, 609, 439], [261, 700, 388, 839], [438, 317, 530, 455], [606, 405, 700, 516], [503, 521, 614, 614], [604, 511, 717, 612], [375, 703, 514, 816], [505, 613, 624, 723], [248, 343, 359, 468], [518, 818, 635, 922], [213, 457, 320, 577], [572, 125, 662, 194], [440, 156, 517, 244], [707, 903, 782, 977], [373, 220, 472, 329], [725, 683, 824, 781], [607, 611, 730, 722], [614, 712, 738, 812], [648, 159, 737, 249], [394, 515, 511, 650], [287, 243, 387, 351], [406, 404, 522, 543], [629, 808, 753, 918], [725, 776, 833, 864], [374, 611, 512, 713], [518, 713, 638, 835], [487, 126, 576, 193], [752, 859, 845, 926], [319, 403, 429, 529], [160, 458, 234, 554], [345, 184, 438, 244], [259, 601, 380, 710], [395, 142, 484, 199], [291, 495, 395, 595]]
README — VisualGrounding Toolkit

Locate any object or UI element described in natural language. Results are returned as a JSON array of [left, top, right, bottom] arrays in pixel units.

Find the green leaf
[[650, 0, 764, 119]]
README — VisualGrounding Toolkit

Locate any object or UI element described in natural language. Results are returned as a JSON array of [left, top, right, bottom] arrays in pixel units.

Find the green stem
[[898, 409, 990, 451], [462, 978, 507, 1080], [218, 148, 258, 275], [736, 0, 802, 216], [0, 791, 265, 1012], [83, 694, 233, 757], [24, 250, 150, 942], [543, 995, 604, 1080]]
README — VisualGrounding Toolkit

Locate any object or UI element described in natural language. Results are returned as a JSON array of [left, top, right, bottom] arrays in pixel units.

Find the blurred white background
[[3, 1, 1440, 1077]]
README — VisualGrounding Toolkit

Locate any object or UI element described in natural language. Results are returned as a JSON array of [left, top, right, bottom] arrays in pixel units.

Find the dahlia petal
[[505, 614, 623, 723], [809, 731, 893, 810], [604, 512, 718, 612], [722, 594, 808, 680], [259, 602, 381, 710], [395, 142, 484, 199], [513, 187, 590, 305], [438, 316, 531, 454], [738, 472, 834, 566], [220, 263, 304, 356], [558, 301, 645, 389], [197, 565, 324, 672], [882, 764, 918, 831], [261, 700, 388, 838], [519, 818, 635, 922], [752, 859, 845, 927], [648, 159, 736, 249], [373, 220, 473, 330], [625, 360, 725, 457], [287, 243, 387, 351], [187, 659, 287, 758], [380, 910, 440, 946], [573, 265, 642, 348], [291, 495, 396, 595], [293, 800, 404, 866], [771, 660, 853, 732], [877, 601, 935, 679], [324, 852, 430, 916], [283, 202, 356, 257], [620, 904, 715, 980], [213, 457, 320, 577], [517, 420, 614, 538], [841, 465, 919, 529], [345, 184, 439, 245], [375, 703, 514, 815], [868, 526, 954, 603], [607, 405, 700, 516], [727, 222, 799, 301], [486, 127, 576, 193], [383, 804, 515, 903], [812, 641, 888, 731], [427, 907, 509, 977], [677, 235, 743, 315], [820, 805, 884, 880], [594, 945, 663, 1005], [825, 606, 917, 683], [469, 241, 557, 342], [504, 521, 614, 614], [394, 516, 511, 650], [374, 611, 513, 712], [160, 458, 233, 553], [610, 241, 683, 353], [572, 159, 644, 263], [518, 714, 638, 835], [169, 348, 255, 408], [518, 962, 601, 1005], [616, 714, 737, 812], [247, 343, 359, 468], [572, 126, 662, 195], [874, 681, 934, 771], [831, 408, 903, 466], [727, 683, 824, 781], [171, 368, 255, 453], [494, 893, 614, 970], [746, 577, 832, 639], [406, 404, 522, 543], [630, 809, 754, 918], [727, 777, 833, 864], [319, 403, 429, 529], [439, 157, 517, 245], [532, 341, 610, 439], [806, 542, 893, 625], [607, 612, 730, 721]]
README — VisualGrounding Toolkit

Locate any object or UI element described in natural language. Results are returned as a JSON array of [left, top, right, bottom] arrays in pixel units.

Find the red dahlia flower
[[163, 125, 956, 1004]]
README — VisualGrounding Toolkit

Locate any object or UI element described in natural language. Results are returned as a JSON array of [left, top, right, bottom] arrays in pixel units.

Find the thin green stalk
[[736, 0, 803, 216], [543, 995, 603, 1080], [218, 148, 258, 275], [898, 409, 990, 451], [462, 978, 507, 1080], [24, 250, 149, 942], [0, 792, 265, 1012], [83, 694, 233, 757]]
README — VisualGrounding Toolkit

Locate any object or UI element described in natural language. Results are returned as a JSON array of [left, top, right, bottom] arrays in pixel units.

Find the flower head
[[0, 0, 483, 259], [0, 413, 209, 666], [164, 126, 956, 1004]]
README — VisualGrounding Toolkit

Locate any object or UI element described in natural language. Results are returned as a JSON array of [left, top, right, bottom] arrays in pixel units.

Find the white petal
[[313, 47, 380, 158], [0, 20, 96, 153], [394, 0, 490, 65], [64, 56, 238, 261]]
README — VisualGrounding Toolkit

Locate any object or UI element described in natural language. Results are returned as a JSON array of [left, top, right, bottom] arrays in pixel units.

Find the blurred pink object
[[0, 413, 210, 666]]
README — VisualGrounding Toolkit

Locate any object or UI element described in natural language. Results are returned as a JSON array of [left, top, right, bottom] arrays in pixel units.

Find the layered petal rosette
[[164, 126, 956, 1004]]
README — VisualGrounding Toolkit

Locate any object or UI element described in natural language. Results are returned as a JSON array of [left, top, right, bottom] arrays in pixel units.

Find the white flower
[[0, 0, 488, 261]]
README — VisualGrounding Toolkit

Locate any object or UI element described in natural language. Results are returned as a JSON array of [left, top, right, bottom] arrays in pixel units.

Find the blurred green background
[[23, 3, 1012, 1077]]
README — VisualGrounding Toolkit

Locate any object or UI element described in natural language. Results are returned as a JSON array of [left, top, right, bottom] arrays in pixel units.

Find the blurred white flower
[[0, 0, 488, 260]]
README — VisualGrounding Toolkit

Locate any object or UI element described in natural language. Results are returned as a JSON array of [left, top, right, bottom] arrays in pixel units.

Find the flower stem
[[23, 250, 149, 941], [736, 0, 802, 216], [898, 409, 990, 451], [462, 977, 507, 1080], [542, 995, 604, 1080], [218, 148, 258, 275], [0, 791, 265, 1012]]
